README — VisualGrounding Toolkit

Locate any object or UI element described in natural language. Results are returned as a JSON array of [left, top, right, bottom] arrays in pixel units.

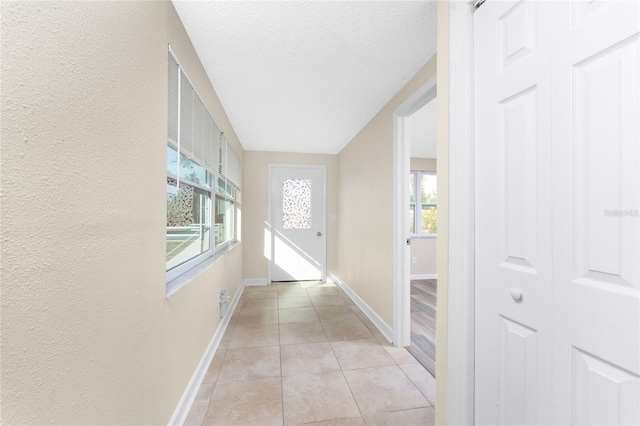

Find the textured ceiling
[[172, 1, 437, 154]]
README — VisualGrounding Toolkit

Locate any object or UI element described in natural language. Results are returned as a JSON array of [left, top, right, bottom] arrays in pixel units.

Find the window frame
[[214, 176, 236, 252], [166, 48, 239, 284], [166, 142, 215, 283], [410, 170, 437, 238]]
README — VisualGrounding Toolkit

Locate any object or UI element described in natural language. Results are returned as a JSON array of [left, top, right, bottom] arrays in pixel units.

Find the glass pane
[[179, 154, 209, 187], [409, 173, 415, 203], [166, 179, 211, 271], [215, 177, 235, 198], [216, 176, 225, 193], [421, 174, 437, 203], [282, 179, 312, 229], [167, 145, 178, 176], [421, 205, 437, 234], [226, 181, 236, 199], [410, 204, 415, 234], [215, 195, 234, 246]]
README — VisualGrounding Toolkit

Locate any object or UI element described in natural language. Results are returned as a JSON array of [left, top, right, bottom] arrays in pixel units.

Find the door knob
[[317, 232, 322, 236], [510, 288, 523, 302]]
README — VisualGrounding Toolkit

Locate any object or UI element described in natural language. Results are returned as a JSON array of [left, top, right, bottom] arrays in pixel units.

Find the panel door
[[475, 1, 554, 424], [475, 1, 639, 424], [551, 1, 639, 424], [270, 166, 325, 282]]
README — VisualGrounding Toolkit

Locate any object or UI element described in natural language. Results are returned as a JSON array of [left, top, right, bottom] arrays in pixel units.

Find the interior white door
[[551, 1, 639, 424], [270, 165, 325, 282], [475, 1, 639, 424], [475, 1, 554, 424]]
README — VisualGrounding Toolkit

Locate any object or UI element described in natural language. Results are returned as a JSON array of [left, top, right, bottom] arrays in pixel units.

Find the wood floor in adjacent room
[[407, 279, 437, 378]]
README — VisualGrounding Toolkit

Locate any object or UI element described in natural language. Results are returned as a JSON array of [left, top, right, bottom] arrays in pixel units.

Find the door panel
[[475, 1, 553, 424], [551, 1, 639, 424], [497, 86, 538, 274], [573, 348, 639, 426], [270, 166, 325, 282], [476, 1, 639, 424], [497, 316, 537, 426]]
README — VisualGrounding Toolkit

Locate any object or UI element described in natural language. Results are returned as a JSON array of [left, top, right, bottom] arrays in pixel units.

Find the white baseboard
[[168, 281, 245, 426], [243, 278, 269, 286], [328, 274, 393, 343], [410, 274, 437, 280]]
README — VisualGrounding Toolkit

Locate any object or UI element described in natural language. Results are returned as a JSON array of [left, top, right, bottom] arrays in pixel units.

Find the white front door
[[475, 1, 639, 424], [270, 165, 325, 282]]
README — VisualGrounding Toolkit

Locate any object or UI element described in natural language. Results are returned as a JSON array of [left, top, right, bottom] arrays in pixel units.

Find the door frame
[[446, 1, 476, 425], [267, 163, 327, 283], [392, 76, 437, 348]]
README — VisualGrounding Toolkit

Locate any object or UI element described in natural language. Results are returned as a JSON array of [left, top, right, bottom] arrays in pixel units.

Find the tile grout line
[[322, 308, 365, 423], [396, 362, 433, 408], [279, 321, 285, 426]]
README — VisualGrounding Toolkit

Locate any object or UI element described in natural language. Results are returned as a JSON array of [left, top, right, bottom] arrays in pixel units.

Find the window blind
[[168, 55, 179, 144], [169, 49, 242, 189], [179, 72, 194, 156], [203, 115, 214, 171], [218, 133, 227, 177], [193, 97, 205, 163], [227, 147, 241, 188]]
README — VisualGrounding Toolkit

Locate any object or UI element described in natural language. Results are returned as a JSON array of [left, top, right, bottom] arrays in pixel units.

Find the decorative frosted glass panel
[[283, 179, 312, 229], [166, 178, 211, 271]]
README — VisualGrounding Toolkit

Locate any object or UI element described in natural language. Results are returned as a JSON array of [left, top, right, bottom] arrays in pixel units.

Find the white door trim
[[447, 1, 476, 425], [392, 75, 437, 347], [267, 163, 327, 283]]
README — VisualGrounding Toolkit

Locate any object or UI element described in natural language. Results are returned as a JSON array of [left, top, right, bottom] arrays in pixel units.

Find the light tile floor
[[185, 281, 436, 426]]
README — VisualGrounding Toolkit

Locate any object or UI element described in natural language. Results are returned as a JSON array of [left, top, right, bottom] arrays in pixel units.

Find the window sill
[[165, 240, 240, 298], [411, 234, 437, 239]]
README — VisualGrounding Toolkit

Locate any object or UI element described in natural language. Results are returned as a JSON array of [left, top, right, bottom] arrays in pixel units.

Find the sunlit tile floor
[[185, 281, 436, 426]]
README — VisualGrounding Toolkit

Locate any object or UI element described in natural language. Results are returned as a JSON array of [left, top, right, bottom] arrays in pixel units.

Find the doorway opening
[[392, 76, 437, 375], [406, 98, 438, 375]]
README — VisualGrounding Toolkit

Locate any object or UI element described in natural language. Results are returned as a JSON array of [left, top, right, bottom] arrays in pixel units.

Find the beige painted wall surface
[[410, 158, 437, 276], [1, 2, 243, 424], [336, 56, 437, 327], [243, 151, 338, 280], [410, 157, 437, 172], [435, 1, 449, 424]]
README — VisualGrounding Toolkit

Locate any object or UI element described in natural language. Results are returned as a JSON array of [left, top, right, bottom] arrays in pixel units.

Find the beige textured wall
[[335, 57, 437, 327], [410, 158, 437, 276], [1, 2, 243, 424], [435, 1, 449, 424], [243, 151, 338, 280]]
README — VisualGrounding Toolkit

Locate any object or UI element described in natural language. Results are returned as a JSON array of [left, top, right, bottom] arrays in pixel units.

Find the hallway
[[185, 282, 436, 425]]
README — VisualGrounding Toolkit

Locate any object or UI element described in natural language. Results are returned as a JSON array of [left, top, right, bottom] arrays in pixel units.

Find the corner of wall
[[435, 0, 449, 424]]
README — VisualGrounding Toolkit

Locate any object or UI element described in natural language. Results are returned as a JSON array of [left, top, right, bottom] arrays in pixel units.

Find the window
[[410, 171, 437, 237], [282, 178, 312, 229], [167, 49, 241, 282], [215, 176, 235, 247]]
